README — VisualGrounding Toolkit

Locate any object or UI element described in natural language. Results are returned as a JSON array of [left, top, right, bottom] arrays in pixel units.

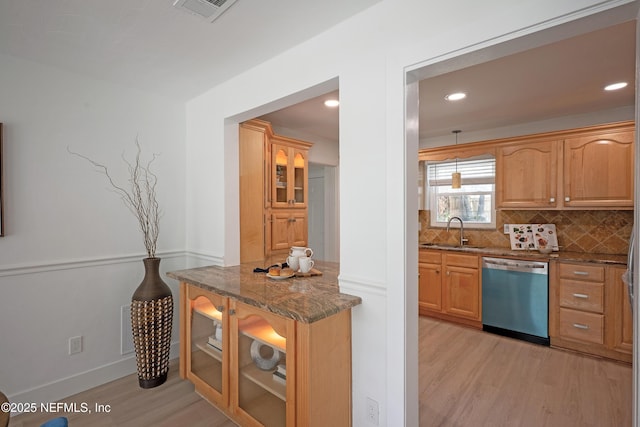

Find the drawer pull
[[572, 323, 589, 330], [572, 293, 589, 299], [572, 271, 589, 276]]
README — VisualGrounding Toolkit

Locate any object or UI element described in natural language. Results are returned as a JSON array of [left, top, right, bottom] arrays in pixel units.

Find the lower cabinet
[[180, 282, 353, 426], [550, 261, 632, 363], [419, 249, 481, 328], [269, 210, 308, 252]]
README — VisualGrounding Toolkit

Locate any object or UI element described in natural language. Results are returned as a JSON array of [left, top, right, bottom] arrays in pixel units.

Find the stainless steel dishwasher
[[481, 257, 549, 345]]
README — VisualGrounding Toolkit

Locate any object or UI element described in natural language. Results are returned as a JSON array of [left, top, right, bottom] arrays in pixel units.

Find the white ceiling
[[263, 19, 636, 143], [419, 20, 636, 140], [0, 0, 381, 101], [0, 2, 635, 143]]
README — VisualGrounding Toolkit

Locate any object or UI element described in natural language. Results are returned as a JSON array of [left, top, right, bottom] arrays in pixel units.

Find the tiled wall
[[419, 210, 633, 255]]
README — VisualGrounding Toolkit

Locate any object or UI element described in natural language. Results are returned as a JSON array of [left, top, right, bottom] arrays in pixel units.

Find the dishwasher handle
[[482, 257, 548, 275]]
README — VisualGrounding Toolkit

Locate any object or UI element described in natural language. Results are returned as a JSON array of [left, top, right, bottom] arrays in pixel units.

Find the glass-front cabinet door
[[292, 150, 306, 205], [271, 143, 308, 209], [230, 300, 296, 427], [273, 145, 290, 207], [183, 285, 228, 407]]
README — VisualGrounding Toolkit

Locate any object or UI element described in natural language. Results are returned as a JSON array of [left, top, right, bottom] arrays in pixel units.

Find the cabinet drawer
[[419, 250, 441, 264], [559, 280, 604, 313], [443, 253, 478, 269], [559, 263, 604, 281], [559, 308, 604, 344]]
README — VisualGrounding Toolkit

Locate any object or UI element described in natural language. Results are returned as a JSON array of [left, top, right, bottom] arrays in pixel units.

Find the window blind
[[427, 158, 495, 185]]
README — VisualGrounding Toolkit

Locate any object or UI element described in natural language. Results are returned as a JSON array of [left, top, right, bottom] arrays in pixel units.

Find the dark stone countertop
[[167, 260, 361, 324], [419, 243, 627, 265]]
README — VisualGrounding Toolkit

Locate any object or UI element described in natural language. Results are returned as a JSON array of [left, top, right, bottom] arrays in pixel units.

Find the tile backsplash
[[419, 210, 633, 255]]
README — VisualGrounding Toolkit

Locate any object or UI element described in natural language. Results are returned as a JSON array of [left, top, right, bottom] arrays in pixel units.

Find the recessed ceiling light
[[324, 99, 340, 107], [445, 92, 467, 101], [604, 82, 628, 91]]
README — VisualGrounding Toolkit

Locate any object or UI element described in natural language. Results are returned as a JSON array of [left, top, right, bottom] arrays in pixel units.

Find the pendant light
[[451, 130, 462, 189]]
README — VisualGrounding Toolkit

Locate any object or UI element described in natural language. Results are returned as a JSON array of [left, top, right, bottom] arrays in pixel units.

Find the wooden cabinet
[[181, 284, 229, 407], [563, 129, 634, 208], [240, 122, 270, 263], [230, 300, 296, 427], [180, 282, 353, 426], [443, 253, 481, 321], [240, 120, 313, 261], [271, 139, 311, 209], [419, 121, 635, 210], [418, 249, 481, 328], [269, 210, 308, 253], [418, 250, 442, 312], [550, 261, 632, 363], [496, 139, 560, 209], [557, 262, 605, 346], [608, 265, 633, 356]]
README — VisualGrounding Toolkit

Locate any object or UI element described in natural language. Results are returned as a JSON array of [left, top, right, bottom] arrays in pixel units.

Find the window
[[425, 156, 496, 229]]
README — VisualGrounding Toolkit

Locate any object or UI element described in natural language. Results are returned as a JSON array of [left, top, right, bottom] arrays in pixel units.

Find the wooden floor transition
[[12, 316, 632, 426]]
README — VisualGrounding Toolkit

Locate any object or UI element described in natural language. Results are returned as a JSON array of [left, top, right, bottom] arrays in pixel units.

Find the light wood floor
[[10, 360, 237, 427], [419, 316, 632, 427], [12, 317, 632, 426]]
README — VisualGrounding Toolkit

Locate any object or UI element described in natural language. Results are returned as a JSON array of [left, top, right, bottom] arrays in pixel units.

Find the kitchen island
[[168, 260, 361, 427]]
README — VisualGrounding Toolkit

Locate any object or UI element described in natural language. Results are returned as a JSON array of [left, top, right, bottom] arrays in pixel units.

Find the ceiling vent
[[173, 0, 238, 23]]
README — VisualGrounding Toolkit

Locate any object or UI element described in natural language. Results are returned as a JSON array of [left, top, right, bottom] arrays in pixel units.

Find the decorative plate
[[266, 273, 295, 280]]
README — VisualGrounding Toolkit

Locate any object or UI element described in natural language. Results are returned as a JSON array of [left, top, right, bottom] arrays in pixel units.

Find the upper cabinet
[[496, 139, 560, 209], [563, 129, 634, 208], [421, 121, 634, 211], [271, 138, 312, 209], [493, 122, 634, 210]]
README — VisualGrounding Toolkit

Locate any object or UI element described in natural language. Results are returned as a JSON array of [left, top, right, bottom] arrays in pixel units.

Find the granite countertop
[[419, 243, 627, 265], [167, 260, 361, 324]]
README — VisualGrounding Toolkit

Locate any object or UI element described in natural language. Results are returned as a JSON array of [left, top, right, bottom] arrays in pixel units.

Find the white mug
[[299, 256, 315, 273], [290, 246, 313, 258], [286, 255, 300, 272]]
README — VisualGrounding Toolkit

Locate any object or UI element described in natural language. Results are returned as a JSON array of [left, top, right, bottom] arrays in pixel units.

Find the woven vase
[[131, 257, 173, 388]]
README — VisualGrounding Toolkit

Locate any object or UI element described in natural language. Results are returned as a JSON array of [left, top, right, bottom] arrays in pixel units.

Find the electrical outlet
[[69, 336, 82, 355], [504, 224, 510, 234], [366, 397, 379, 425]]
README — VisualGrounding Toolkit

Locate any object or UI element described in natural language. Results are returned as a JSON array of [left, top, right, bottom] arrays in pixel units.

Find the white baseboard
[[8, 342, 180, 416]]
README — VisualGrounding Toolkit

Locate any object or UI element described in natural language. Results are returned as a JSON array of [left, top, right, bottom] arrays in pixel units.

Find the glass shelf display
[[236, 313, 288, 426], [190, 296, 224, 394]]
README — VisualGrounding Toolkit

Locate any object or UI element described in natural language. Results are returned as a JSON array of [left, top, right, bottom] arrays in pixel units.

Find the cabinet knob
[[216, 305, 225, 312], [229, 309, 236, 316], [549, 197, 555, 203], [436, 270, 440, 274], [565, 196, 570, 202]]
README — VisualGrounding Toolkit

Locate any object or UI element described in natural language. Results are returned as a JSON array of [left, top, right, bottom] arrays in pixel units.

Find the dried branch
[[67, 139, 162, 258]]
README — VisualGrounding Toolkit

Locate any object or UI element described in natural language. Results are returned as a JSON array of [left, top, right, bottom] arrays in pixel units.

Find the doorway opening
[[405, 7, 637, 425], [235, 81, 340, 264]]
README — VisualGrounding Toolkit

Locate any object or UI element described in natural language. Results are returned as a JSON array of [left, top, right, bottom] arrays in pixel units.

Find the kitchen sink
[[420, 243, 482, 249]]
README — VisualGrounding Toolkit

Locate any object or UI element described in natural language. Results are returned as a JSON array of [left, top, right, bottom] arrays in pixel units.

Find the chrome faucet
[[446, 216, 468, 246]]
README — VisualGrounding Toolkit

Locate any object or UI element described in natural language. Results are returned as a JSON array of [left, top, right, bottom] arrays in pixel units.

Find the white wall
[[0, 53, 188, 403], [184, 1, 636, 426], [0, 0, 634, 425]]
